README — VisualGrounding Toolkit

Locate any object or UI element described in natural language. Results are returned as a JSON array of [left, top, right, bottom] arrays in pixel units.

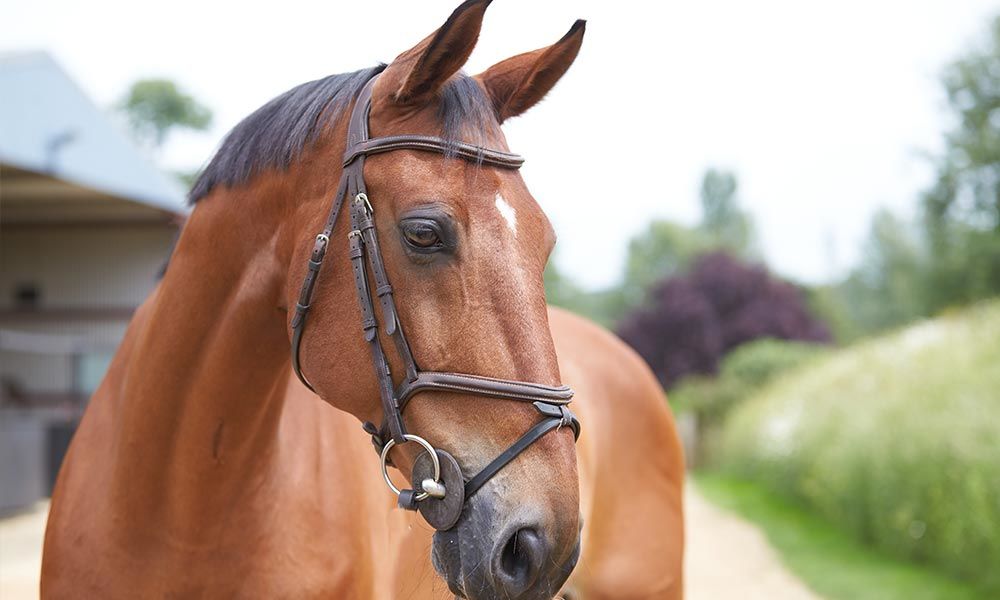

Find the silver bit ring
[[380, 434, 443, 502]]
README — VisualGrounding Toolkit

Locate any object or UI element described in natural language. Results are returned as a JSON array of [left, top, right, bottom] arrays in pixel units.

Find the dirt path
[[684, 483, 820, 599], [0, 502, 47, 600], [3, 490, 818, 599]]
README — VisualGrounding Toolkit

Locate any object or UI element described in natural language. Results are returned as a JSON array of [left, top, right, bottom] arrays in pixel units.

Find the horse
[[41, 1, 685, 598]]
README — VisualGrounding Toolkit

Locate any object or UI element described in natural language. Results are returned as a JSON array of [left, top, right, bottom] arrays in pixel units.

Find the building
[[0, 52, 187, 512]]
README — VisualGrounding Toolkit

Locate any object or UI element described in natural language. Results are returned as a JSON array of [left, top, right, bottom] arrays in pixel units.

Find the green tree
[[700, 168, 755, 256], [847, 209, 926, 332], [616, 168, 757, 316], [921, 15, 1000, 309], [544, 258, 587, 311], [544, 258, 627, 328], [815, 16, 1000, 342], [119, 79, 212, 149], [545, 167, 760, 329], [621, 220, 711, 310]]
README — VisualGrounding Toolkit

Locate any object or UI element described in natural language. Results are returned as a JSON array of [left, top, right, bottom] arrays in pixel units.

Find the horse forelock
[[188, 66, 498, 204]]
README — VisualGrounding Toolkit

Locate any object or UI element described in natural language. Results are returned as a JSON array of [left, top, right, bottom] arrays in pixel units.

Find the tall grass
[[717, 300, 1000, 592]]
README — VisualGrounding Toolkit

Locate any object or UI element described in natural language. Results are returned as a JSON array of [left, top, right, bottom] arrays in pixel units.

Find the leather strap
[[344, 135, 525, 169], [397, 372, 572, 410], [465, 402, 579, 498]]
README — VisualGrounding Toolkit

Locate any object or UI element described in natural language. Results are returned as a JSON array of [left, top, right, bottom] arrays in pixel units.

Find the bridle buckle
[[354, 192, 372, 214]]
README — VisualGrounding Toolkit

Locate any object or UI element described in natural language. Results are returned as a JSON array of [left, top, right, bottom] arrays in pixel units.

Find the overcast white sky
[[4, 0, 998, 288]]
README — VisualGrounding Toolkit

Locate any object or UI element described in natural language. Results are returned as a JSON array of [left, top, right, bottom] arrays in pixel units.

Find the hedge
[[716, 300, 1000, 592]]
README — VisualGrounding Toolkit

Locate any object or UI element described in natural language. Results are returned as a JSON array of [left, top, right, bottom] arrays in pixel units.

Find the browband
[[344, 135, 525, 169]]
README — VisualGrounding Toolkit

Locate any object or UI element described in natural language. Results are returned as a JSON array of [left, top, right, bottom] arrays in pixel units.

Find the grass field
[[694, 474, 990, 600]]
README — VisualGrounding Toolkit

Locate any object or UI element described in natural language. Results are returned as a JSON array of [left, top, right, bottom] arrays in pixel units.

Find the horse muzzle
[[431, 494, 581, 600]]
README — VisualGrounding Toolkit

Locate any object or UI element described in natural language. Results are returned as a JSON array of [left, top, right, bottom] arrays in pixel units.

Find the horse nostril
[[493, 527, 546, 596]]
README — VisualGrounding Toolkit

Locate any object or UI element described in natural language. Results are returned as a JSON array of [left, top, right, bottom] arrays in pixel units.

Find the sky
[[3, 0, 998, 289]]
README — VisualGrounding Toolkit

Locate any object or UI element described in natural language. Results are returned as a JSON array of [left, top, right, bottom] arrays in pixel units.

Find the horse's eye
[[400, 219, 444, 251]]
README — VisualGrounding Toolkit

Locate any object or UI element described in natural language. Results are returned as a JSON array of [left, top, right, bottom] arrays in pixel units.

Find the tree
[[544, 258, 629, 328], [545, 167, 759, 329], [119, 79, 212, 150], [699, 168, 755, 256], [620, 220, 712, 311], [813, 17, 1000, 342], [616, 252, 829, 387], [850, 209, 927, 331], [920, 15, 1000, 309], [613, 168, 757, 319]]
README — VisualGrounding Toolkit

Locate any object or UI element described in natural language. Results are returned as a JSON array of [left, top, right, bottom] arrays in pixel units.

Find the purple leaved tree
[[616, 252, 830, 388]]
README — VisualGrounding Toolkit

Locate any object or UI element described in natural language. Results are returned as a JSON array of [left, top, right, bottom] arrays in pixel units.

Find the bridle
[[289, 74, 580, 531]]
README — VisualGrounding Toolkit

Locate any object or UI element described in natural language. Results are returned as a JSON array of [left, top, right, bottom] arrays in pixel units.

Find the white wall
[[0, 224, 176, 395], [0, 225, 176, 310]]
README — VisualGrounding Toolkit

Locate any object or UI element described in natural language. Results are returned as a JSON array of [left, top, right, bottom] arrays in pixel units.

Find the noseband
[[290, 75, 580, 531]]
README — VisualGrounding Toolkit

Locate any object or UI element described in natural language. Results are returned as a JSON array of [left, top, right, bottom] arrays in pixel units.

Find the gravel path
[[0, 502, 47, 600], [2, 489, 819, 599], [684, 483, 821, 600]]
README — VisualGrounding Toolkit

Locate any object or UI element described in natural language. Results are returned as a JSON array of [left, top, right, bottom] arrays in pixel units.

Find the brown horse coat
[[44, 300, 683, 598], [41, 1, 684, 597]]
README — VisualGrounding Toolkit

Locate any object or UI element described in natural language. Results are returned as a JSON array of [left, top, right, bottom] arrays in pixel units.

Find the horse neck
[[108, 174, 304, 530]]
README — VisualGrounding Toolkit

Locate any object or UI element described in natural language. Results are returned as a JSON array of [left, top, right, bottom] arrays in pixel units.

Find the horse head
[[281, 1, 586, 596]]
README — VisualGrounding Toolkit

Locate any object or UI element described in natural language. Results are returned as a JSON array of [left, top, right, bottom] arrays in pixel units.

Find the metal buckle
[[355, 192, 373, 213], [347, 229, 362, 240]]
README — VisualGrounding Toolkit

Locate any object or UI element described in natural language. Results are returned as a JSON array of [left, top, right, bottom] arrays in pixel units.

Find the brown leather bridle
[[290, 75, 579, 531]]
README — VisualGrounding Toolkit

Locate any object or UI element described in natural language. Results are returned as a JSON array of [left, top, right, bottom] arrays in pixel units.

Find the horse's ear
[[383, 0, 491, 104], [475, 20, 586, 123]]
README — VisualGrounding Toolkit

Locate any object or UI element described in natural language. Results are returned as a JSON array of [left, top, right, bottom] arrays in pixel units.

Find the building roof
[[0, 51, 187, 215]]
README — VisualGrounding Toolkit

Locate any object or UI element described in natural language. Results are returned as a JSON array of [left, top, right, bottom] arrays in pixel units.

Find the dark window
[[14, 283, 40, 309]]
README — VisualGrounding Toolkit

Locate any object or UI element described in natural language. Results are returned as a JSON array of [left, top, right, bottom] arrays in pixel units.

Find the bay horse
[[41, 1, 684, 598]]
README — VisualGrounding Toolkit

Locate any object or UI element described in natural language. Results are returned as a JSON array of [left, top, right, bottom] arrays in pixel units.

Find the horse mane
[[189, 65, 497, 204]]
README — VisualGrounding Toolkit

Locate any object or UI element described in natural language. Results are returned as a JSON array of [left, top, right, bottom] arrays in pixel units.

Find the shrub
[[672, 339, 827, 465], [617, 252, 830, 388], [716, 300, 1000, 591], [720, 338, 828, 389]]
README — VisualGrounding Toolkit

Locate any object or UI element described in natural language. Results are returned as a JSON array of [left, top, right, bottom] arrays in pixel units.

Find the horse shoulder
[[42, 287, 162, 595], [548, 306, 685, 599], [280, 380, 445, 599]]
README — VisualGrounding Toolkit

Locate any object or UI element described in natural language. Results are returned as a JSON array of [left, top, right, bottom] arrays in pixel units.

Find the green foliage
[[544, 257, 625, 328], [716, 301, 1000, 592], [699, 168, 756, 257], [674, 339, 825, 423], [931, 16, 1000, 232], [671, 375, 742, 425], [620, 220, 712, 310], [544, 167, 762, 328], [919, 16, 1000, 313], [816, 210, 930, 340], [543, 219, 706, 327], [720, 338, 827, 389], [611, 167, 759, 324], [815, 18, 1000, 342], [119, 79, 212, 149], [696, 474, 989, 600], [672, 339, 825, 465], [807, 284, 867, 344]]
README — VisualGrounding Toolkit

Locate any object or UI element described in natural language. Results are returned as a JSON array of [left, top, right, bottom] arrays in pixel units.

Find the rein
[[289, 75, 580, 530]]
